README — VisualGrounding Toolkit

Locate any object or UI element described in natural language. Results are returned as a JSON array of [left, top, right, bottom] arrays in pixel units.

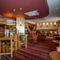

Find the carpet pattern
[[2, 40, 56, 60]]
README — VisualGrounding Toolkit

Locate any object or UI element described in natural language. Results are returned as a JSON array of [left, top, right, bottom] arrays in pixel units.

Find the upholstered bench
[[46, 36, 54, 40]]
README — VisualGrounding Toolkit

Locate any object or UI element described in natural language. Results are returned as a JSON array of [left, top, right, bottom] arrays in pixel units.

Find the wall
[[36, 21, 58, 30], [58, 20, 60, 35]]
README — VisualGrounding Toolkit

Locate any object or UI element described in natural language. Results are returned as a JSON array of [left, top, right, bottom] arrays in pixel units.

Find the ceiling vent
[[24, 10, 39, 16]]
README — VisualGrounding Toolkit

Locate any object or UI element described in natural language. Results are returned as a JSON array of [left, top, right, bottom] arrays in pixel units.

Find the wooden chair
[[19, 34, 28, 48], [1, 41, 5, 53], [32, 34, 37, 43], [5, 33, 18, 52], [0, 34, 5, 52], [5, 41, 10, 52]]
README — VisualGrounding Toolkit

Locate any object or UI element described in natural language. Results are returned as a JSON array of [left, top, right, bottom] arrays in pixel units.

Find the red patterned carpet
[[2, 39, 56, 60]]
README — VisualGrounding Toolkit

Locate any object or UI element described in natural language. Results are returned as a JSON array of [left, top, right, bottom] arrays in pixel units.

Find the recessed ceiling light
[[20, 8, 22, 10], [56, 8, 58, 9], [24, 10, 39, 16], [55, 15, 57, 16], [13, 9, 16, 11]]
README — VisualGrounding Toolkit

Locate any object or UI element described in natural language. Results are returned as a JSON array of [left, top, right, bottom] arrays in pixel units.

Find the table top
[[0, 37, 13, 40], [49, 51, 60, 60], [52, 40, 60, 44]]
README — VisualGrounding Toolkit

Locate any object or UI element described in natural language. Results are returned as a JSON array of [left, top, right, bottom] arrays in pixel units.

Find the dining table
[[49, 51, 60, 60], [52, 40, 60, 46]]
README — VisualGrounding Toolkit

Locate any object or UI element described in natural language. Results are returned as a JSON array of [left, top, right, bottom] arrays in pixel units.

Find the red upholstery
[[13, 34, 17, 42], [32, 34, 37, 39]]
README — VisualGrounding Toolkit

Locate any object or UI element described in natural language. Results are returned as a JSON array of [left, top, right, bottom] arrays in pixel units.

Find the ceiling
[[44, 0, 60, 20], [0, 0, 49, 19], [0, 0, 60, 21], [47, 0, 60, 17], [30, 0, 60, 23]]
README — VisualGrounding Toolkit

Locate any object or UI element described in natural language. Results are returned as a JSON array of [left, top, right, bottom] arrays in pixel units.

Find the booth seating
[[49, 51, 60, 60], [46, 36, 54, 40]]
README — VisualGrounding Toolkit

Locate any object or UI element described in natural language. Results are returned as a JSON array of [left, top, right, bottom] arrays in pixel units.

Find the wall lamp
[[19, 22, 22, 26], [54, 22, 56, 27], [46, 23, 49, 27]]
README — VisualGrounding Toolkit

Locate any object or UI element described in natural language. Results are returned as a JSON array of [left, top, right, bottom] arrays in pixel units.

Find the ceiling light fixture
[[20, 8, 22, 10], [13, 9, 16, 11]]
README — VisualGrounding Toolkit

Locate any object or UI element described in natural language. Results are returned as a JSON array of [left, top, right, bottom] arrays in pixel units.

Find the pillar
[[16, 17, 25, 35], [16, 17, 25, 48]]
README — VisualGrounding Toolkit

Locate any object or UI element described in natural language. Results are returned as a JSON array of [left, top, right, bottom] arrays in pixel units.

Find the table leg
[[11, 39, 13, 57], [25, 35, 27, 48], [59, 43, 60, 47], [15, 40, 17, 51], [0, 41, 1, 59]]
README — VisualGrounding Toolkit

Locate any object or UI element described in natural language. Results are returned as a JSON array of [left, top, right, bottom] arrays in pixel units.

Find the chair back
[[13, 33, 17, 42], [13, 33, 17, 51], [19, 34, 27, 48], [20, 35, 26, 41], [32, 34, 37, 39]]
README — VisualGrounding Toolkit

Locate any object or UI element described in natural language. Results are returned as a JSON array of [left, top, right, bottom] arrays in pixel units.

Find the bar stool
[[6, 41, 15, 52], [5, 33, 17, 52]]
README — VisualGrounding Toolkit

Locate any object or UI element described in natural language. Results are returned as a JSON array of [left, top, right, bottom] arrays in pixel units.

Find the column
[[16, 17, 25, 48], [16, 17, 25, 35]]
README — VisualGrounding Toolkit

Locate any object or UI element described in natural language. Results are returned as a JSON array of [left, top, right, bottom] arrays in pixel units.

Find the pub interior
[[0, 0, 60, 60]]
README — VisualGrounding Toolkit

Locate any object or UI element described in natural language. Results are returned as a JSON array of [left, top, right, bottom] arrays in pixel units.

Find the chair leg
[[0, 56, 1, 60], [33, 39, 37, 44], [5, 44, 10, 52], [15, 41, 17, 51], [1, 42, 5, 53], [2, 45, 5, 52]]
